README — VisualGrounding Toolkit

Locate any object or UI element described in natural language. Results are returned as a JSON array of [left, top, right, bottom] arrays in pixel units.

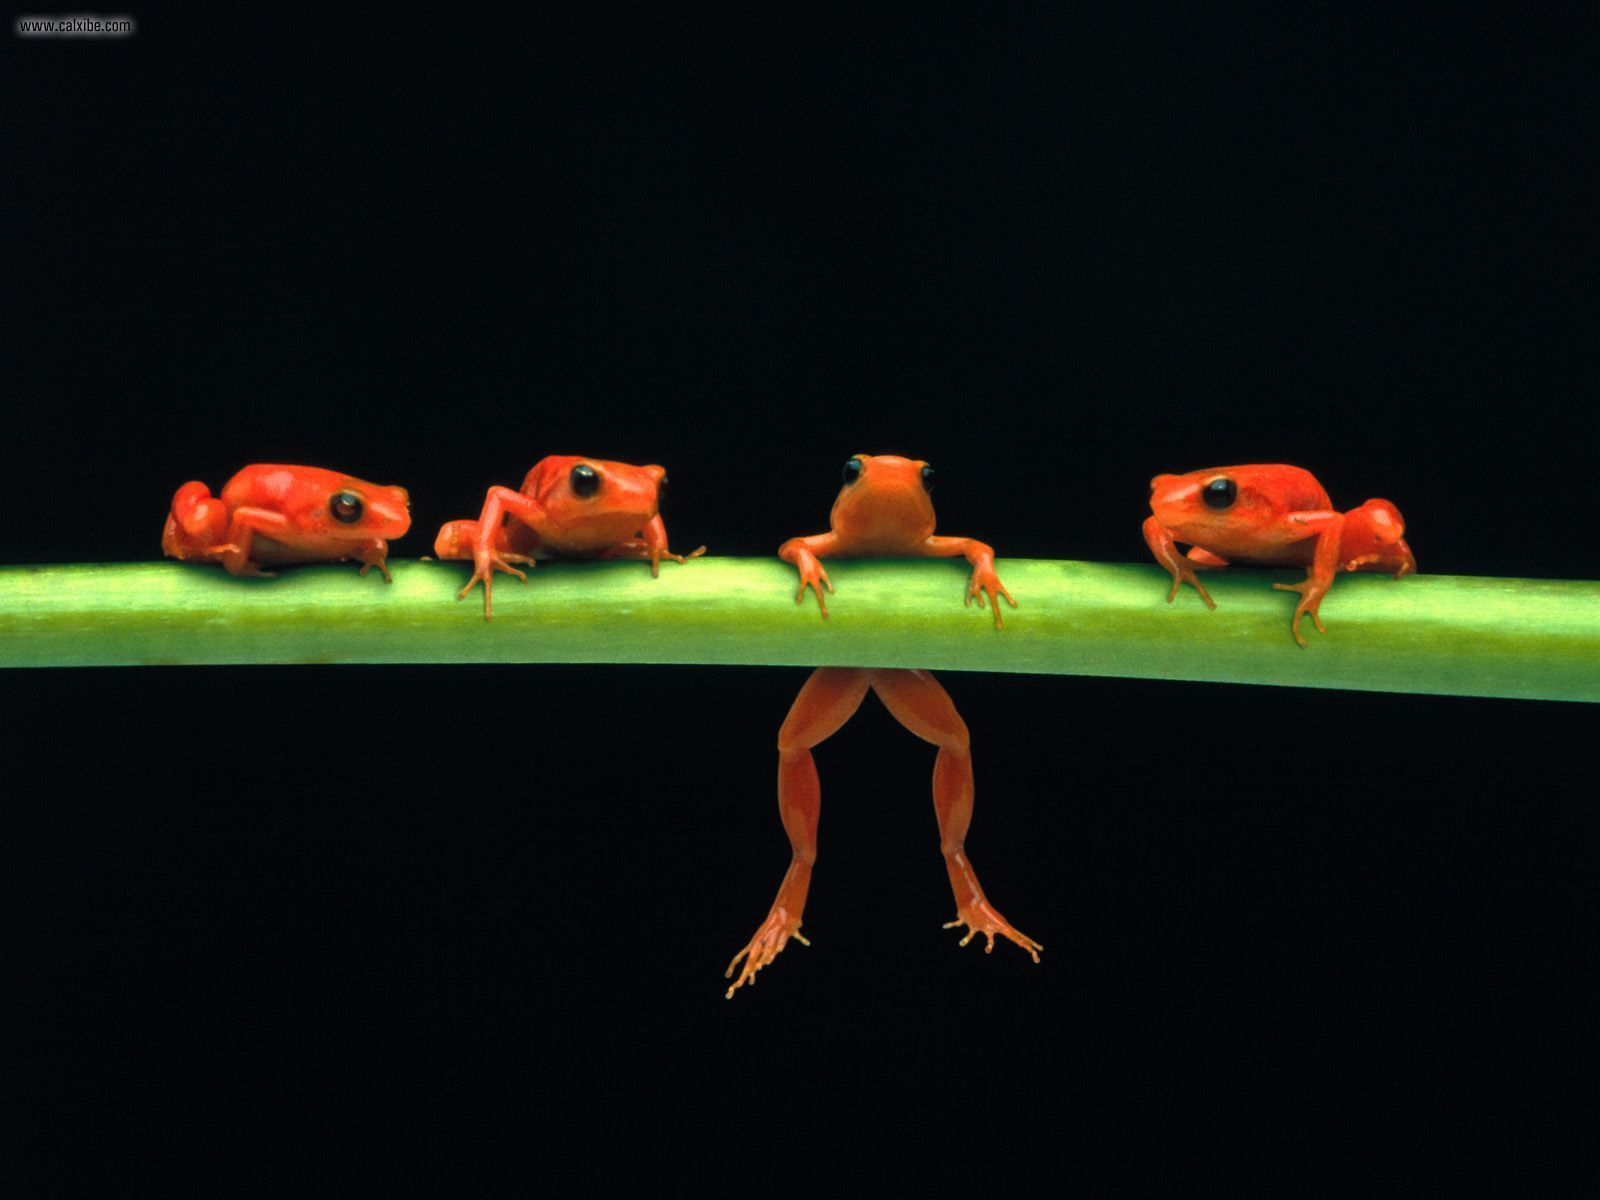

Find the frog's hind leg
[[433, 519, 479, 560], [869, 669, 1042, 963], [725, 667, 871, 998], [161, 487, 285, 577], [1273, 511, 1345, 646], [209, 506, 298, 577], [162, 481, 230, 560], [433, 519, 540, 565]]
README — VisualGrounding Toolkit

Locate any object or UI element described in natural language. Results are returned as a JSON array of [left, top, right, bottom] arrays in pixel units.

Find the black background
[[4, 6, 1595, 1183]]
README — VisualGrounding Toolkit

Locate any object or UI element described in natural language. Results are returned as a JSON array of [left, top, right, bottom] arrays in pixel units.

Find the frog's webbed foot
[[355, 545, 394, 582], [1390, 536, 1417, 580], [1164, 563, 1216, 608], [964, 568, 1017, 630], [793, 563, 834, 619], [724, 907, 810, 998], [1272, 576, 1330, 647], [649, 543, 707, 578], [1143, 517, 1218, 609], [457, 553, 532, 620], [944, 900, 1042, 963], [217, 551, 275, 579]]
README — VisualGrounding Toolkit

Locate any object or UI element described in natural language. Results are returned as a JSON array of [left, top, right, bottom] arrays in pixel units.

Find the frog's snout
[[1148, 473, 1186, 511]]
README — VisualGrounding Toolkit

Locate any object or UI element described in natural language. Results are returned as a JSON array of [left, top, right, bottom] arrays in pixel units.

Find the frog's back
[[1232, 464, 1332, 514]]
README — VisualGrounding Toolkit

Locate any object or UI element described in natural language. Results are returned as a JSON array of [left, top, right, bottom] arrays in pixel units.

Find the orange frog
[[162, 464, 411, 579], [436, 455, 705, 619], [1144, 464, 1415, 646], [781, 453, 1016, 628], [725, 454, 1039, 998]]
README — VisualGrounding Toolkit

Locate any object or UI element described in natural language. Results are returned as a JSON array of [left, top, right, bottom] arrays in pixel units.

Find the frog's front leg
[[870, 669, 1042, 963], [726, 667, 870, 998], [778, 533, 839, 618], [923, 536, 1017, 629], [1143, 516, 1217, 608], [353, 539, 394, 582], [599, 514, 706, 577], [1273, 511, 1344, 646], [447, 487, 549, 619]]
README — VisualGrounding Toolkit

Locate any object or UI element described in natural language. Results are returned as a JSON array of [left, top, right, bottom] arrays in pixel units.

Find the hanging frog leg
[[726, 667, 871, 998], [1273, 510, 1344, 646], [870, 669, 1041, 962], [597, 514, 707, 576]]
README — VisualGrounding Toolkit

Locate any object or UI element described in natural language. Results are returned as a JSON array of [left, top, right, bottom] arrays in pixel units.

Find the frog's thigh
[[223, 506, 294, 541], [868, 668, 968, 749], [779, 668, 873, 751]]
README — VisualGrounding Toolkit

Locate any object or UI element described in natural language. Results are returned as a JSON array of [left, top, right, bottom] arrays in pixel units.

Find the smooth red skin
[[778, 453, 1017, 629], [1143, 463, 1415, 646], [725, 456, 1037, 997], [161, 464, 411, 580], [434, 455, 704, 619]]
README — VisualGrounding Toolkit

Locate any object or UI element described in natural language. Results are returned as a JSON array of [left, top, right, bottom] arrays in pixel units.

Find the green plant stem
[[0, 559, 1595, 701]]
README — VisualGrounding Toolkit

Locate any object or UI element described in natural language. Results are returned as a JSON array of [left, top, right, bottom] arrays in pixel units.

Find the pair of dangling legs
[[725, 667, 1041, 998]]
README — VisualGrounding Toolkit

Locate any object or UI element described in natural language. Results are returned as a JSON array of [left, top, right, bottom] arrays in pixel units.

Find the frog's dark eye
[[842, 457, 863, 486], [1202, 477, 1237, 510], [920, 465, 935, 492], [657, 474, 668, 501], [329, 491, 364, 524], [570, 463, 600, 499]]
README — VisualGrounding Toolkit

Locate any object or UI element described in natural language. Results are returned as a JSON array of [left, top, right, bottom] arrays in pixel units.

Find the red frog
[[162, 464, 411, 579], [781, 453, 1016, 628], [725, 454, 1039, 998], [1144, 464, 1415, 646], [435, 455, 704, 619]]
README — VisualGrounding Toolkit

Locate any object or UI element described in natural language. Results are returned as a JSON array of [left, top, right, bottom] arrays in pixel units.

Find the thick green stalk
[[0, 560, 1595, 702]]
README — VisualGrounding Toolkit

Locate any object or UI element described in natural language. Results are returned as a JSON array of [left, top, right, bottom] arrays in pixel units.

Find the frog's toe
[[724, 910, 809, 999], [943, 902, 1042, 963]]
